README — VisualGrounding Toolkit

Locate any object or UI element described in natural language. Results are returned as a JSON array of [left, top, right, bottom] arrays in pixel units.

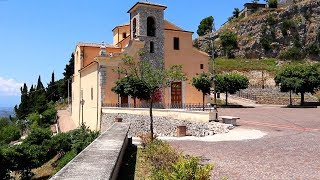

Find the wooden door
[[121, 96, 128, 107], [171, 82, 182, 105]]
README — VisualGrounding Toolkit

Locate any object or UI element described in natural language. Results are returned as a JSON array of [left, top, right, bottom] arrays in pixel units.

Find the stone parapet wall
[[51, 123, 130, 180]]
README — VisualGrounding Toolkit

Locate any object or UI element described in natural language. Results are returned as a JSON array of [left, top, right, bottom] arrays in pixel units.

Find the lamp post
[[209, 19, 218, 122], [80, 99, 85, 125]]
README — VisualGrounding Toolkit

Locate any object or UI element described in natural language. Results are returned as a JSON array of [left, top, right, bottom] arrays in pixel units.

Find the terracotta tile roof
[[77, 42, 116, 48], [128, 1, 167, 13]]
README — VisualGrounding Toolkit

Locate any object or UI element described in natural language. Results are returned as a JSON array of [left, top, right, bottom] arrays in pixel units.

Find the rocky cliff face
[[195, 0, 320, 59]]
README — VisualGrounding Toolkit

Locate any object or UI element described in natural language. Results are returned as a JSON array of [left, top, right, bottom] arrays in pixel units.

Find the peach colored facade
[[72, 2, 209, 131]]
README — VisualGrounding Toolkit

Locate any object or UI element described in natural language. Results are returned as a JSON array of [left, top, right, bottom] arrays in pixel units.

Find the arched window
[[132, 18, 137, 38], [147, 17, 156, 37]]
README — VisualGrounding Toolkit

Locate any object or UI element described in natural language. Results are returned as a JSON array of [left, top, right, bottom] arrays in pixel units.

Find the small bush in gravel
[[141, 139, 214, 180]]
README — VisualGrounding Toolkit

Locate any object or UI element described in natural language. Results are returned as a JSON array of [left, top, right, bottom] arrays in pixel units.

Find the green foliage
[[55, 150, 77, 171], [268, 0, 278, 8], [47, 72, 59, 102], [193, 38, 200, 49], [233, 8, 240, 18], [119, 54, 186, 140], [281, 19, 296, 36], [112, 75, 150, 107], [197, 16, 214, 36], [170, 157, 213, 180], [266, 15, 277, 26], [0, 118, 21, 145], [69, 125, 99, 153], [306, 42, 320, 57], [192, 72, 212, 111], [215, 58, 278, 73], [216, 73, 249, 105], [275, 64, 320, 104], [24, 128, 51, 145], [15, 83, 30, 119], [280, 46, 303, 60], [220, 30, 238, 58], [141, 140, 213, 180]]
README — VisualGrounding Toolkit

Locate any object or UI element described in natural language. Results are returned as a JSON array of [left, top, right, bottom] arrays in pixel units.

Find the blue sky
[[0, 0, 248, 107]]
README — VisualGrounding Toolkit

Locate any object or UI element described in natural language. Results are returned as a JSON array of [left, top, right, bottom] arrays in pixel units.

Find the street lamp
[[80, 99, 85, 125], [208, 20, 218, 122]]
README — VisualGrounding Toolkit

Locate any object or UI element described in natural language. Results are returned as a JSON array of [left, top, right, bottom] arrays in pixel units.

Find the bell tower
[[128, 2, 166, 67]]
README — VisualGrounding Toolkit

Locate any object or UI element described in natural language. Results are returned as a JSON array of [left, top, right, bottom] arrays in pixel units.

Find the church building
[[72, 2, 209, 130]]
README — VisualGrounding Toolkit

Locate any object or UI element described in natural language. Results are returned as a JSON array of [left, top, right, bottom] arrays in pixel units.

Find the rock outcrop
[[195, 0, 320, 59]]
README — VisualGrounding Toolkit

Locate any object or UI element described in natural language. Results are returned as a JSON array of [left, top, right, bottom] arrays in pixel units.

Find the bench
[[219, 116, 240, 126]]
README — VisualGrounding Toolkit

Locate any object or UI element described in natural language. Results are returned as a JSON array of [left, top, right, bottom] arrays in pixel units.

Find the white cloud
[[0, 77, 23, 96]]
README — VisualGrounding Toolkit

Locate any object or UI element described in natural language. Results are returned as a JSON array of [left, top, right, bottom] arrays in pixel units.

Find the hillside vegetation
[[196, 0, 320, 60]]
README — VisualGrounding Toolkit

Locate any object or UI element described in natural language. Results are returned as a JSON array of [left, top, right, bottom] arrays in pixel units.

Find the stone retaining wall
[[101, 108, 232, 137]]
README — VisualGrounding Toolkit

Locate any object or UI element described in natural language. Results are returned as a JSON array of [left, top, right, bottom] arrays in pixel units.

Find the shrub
[[69, 126, 99, 153], [220, 30, 238, 58], [170, 157, 213, 180], [55, 150, 77, 171], [141, 140, 214, 179], [306, 43, 320, 56], [24, 128, 51, 145], [42, 107, 57, 124], [281, 19, 296, 36], [279, 47, 303, 60], [0, 124, 21, 145], [144, 140, 179, 170], [139, 133, 158, 148], [266, 16, 277, 26], [268, 0, 278, 8]]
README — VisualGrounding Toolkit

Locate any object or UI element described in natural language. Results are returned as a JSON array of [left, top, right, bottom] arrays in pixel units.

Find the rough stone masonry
[[101, 113, 234, 137]]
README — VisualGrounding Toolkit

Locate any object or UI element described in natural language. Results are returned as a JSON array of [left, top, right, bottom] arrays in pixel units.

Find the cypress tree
[[35, 76, 47, 114], [47, 72, 59, 102], [15, 83, 30, 119]]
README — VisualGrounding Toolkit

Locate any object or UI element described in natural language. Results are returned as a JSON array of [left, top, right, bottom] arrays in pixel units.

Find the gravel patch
[[101, 113, 233, 137]]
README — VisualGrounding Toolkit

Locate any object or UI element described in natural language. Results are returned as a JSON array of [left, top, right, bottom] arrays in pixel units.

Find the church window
[[132, 18, 137, 37], [147, 17, 156, 37], [150, 41, 155, 53]]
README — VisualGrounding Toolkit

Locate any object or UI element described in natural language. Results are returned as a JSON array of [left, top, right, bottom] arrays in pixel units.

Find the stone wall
[[130, 6, 165, 68], [101, 112, 232, 137]]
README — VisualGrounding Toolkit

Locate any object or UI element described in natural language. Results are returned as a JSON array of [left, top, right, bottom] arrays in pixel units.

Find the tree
[[118, 54, 186, 140], [35, 76, 47, 114], [267, 0, 278, 8], [47, 72, 59, 102], [274, 65, 320, 105], [61, 53, 75, 98], [112, 76, 150, 107], [233, 8, 240, 18], [15, 83, 30, 119], [197, 16, 214, 36], [192, 72, 211, 111], [216, 73, 249, 105], [220, 30, 238, 58]]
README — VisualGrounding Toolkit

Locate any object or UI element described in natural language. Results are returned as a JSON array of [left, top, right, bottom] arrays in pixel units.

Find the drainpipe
[[96, 63, 100, 131], [78, 69, 81, 127]]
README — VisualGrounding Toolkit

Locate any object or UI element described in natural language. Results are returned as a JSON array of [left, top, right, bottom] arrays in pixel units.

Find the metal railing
[[235, 91, 257, 101], [103, 103, 214, 111]]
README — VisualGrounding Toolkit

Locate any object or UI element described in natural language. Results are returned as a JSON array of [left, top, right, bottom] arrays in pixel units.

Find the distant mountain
[[0, 107, 15, 118]]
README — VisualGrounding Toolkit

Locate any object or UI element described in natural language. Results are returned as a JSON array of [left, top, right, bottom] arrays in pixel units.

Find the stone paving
[[170, 106, 320, 179]]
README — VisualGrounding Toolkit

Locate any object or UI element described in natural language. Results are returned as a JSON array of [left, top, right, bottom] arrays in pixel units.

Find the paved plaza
[[170, 106, 320, 179]]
